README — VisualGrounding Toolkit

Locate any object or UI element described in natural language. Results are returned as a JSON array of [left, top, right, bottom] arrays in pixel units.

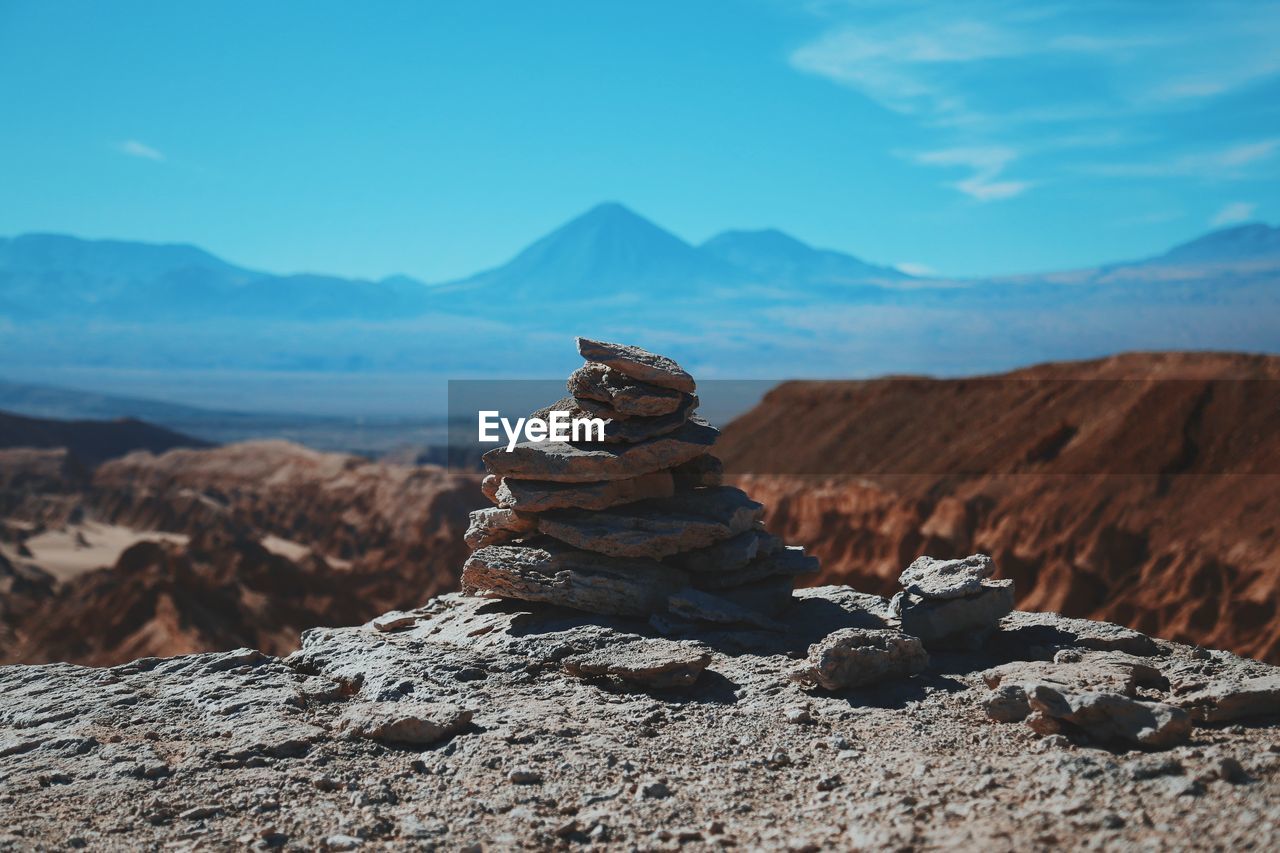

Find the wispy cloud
[[1210, 201, 1257, 226], [1082, 138, 1280, 178], [789, 1, 1280, 201], [913, 146, 1032, 201], [118, 140, 164, 161]]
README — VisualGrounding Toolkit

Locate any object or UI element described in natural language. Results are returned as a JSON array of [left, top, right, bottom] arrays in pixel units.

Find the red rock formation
[[2, 441, 483, 665], [720, 353, 1280, 663]]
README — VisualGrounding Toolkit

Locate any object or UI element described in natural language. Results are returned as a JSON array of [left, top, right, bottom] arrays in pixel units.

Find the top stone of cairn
[[576, 337, 696, 394]]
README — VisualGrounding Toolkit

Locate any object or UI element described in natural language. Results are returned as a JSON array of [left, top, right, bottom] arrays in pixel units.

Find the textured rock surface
[[536, 486, 764, 559], [894, 579, 1016, 647], [463, 507, 535, 549], [900, 554, 994, 599], [2, 590, 1278, 850], [576, 336, 696, 393], [563, 639, 711, 688], [1026, 685, 1193, 749], [461, 541, 690, 616], [791, 627, 929, 690], [567, 363, 686, 417]]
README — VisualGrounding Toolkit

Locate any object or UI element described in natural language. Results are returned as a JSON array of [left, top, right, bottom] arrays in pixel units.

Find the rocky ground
[[3, 587, 1277, 851]]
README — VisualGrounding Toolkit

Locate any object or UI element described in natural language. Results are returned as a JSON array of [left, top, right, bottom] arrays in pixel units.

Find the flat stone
[[671, 454, 724, 488], [494, 471, 675, 513], [667, 587, 786, 632], [668, 529, 781, 574], [791, 628, 929, 690], [981, 653, 1168, 722], [894, 580, 1015, 647], [569, 363, 686, 417], [532, 395, 698, 444], [985, 652, 1166, 694], [536, 486, 763, 559], [338, 702, 472, 746], [693, 546, 819, 590], [371, 611, 418, 633], [1173, 675, 1280, 723], [462, 541, 690, 617], [482, 419, 719, 483], [899, 554, 994, 600], [1026, 685, 1191, 749], [563, 639, 711, 689], [465, 508, 536, 549], [997, 611, 1160, 656], [576, 337, 696, 393]]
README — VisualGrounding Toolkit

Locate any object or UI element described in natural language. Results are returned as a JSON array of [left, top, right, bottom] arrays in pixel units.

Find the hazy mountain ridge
[[11, 205, 1274, 322], [2, 208, 1279, 402]]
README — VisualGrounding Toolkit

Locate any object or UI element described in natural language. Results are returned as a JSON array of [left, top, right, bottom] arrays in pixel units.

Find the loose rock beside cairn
[[462, 337, 819, 627], [890, 554, 1014, 648]]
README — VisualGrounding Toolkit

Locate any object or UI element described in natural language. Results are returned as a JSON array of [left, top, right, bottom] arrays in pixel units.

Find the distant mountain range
[[1, 204, 1278, 413], [0, 409, 208, 468]]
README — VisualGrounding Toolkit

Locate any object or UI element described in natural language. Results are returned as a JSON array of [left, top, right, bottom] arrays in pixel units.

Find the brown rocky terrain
[[2, 341, 1277, 850], [1, 441, 481, 665], [718, 352, 1280, 663]]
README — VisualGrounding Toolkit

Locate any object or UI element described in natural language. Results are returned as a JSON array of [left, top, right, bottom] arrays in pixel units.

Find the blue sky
[[1, 0, 1278, 280]]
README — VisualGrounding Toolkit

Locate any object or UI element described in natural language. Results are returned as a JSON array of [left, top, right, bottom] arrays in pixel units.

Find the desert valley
[[3, 348, 1278, 667]]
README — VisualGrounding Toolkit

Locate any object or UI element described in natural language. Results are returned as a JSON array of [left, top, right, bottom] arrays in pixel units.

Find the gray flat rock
[[899, 554, 994, 599], [494, 471, 675, 513], [576, 337, 696, 393], [692, 546, 820, 590], [1172, 674, 1280, 723], [667, 587, 786, 632], [532, 395, 698, 444], [563, 639, 711, 689], [1026, 685, 1192, 749], [569, 363, 687, 417], [482, 418, 719, 483], [997, 611, 1160, 656], [668, 528, 782, 574], [536, 486, 764, 559], [981, 652, 1168, 722], [339, 701, 472, 745], [461, 541, 690, 617], [791, 628, 929, 691], [894, 579, 1015, 647]]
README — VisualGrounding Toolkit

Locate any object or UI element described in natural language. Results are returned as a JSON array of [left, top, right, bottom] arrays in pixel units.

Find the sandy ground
[[0, 521, 188, 582]]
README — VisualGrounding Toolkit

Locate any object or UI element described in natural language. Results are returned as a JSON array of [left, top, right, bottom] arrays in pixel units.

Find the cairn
[[461, 337, 818, 628]]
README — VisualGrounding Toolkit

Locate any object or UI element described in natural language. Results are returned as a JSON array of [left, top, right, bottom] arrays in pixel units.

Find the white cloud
[[1210, 201, 1257, 227], [118, 140, 164, 161], [894, 261, 935, 276], [790, 1, 1280, 197], [913, 146, 1032, 201], [1083, 138, 1280, 178]]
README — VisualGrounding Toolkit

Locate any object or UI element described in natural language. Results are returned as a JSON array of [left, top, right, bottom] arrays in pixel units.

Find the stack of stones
[[890, 554, 1015, 648], [462, 337, 818, 628]]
